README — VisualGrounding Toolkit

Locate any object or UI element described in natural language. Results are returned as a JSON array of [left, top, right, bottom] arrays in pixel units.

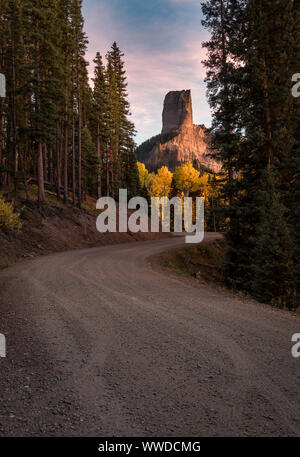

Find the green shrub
[[0, 196, 22, 231]]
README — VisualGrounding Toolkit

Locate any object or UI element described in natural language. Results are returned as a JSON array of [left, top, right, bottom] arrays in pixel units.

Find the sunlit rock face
[[162, 90, 193, 134], [136, 90, 221, 173]]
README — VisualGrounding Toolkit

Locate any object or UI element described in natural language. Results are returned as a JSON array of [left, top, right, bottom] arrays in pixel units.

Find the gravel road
[[0, 234, 299, 437]]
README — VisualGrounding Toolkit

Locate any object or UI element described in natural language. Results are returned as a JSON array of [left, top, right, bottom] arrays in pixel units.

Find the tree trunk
[[37, 142, 45, 206], [220, 0, 234, 206], [258, 0, 273, 170], [97, 122, 102, 198], [77, 97, 81, 208], [19, 150, 29, 201], [56, 123, 61, 200], [11, 54, 18, 195], [49, 145, 53, 185], [35, 20, 44, 204], [72, 113, 76, 205], [64, 124, 68, 204], [106, 151, 109, 197], [44, 143, 48, 182]]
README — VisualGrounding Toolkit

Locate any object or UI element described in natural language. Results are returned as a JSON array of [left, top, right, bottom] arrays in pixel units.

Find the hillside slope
[[0, 187, 168, 269]]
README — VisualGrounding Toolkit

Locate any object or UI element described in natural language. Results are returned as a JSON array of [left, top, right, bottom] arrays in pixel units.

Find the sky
[[82, 0, 211, 145]]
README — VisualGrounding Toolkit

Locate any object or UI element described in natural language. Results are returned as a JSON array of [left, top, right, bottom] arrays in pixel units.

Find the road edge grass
[[148, 239, 300, 315], [148, 238, 226, 288]]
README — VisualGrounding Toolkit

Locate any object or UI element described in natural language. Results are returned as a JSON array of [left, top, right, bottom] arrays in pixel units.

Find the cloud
[[165, 0, 199, 4], [83, 0, 211, 144]]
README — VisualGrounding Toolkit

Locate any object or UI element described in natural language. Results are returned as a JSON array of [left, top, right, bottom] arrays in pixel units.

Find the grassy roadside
[[158, 238, 226, 285], [156, 239, 300, 314]]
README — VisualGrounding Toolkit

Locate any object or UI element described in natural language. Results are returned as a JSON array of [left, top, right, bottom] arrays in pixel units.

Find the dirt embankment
[[0, 197, 169, 269]]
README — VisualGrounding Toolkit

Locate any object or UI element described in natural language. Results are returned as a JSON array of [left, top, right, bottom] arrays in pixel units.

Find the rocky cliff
[[136, 90, 220, 173], [162, 90, 193, 133]]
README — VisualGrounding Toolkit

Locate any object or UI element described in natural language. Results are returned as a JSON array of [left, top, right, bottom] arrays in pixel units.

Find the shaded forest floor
[[0, 185, 169, 270]]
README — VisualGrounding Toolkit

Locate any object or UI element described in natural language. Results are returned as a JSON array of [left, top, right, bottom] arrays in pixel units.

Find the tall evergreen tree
[[23, 0, 65, 205], [0, 1, 140, 213], [290, 0, 300, 307], [92, 52, 108, 198], [202, 0, 243, 206], [70, 0, 88, 208], [57, 0, 73, 204], [202, 0, 296, 307], [106, 42, 137, 198]]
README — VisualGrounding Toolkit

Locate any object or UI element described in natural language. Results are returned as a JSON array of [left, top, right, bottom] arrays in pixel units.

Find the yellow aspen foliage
[[151, 166, 173, 198], [173, 162, 201, 196], [136, 162, 152, 190], [0, 196, 22, 231]]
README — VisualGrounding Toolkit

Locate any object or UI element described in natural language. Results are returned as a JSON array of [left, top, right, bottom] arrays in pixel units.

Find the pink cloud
[[84, 1, 211, 144]]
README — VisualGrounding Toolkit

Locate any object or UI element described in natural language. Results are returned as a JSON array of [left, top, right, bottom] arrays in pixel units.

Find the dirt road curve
[[0, 234, 299, 437]]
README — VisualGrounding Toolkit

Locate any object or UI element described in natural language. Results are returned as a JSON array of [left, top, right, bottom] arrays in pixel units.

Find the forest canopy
[[0, 0, 140, 208]]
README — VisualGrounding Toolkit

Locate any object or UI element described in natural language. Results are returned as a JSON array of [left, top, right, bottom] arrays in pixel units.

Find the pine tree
[[0, 1, 8, 187], [202, 0, 296, 307], [92, 52, 108, 198], [22, 0, 65, 205], [0, 1, 141, 213], [250, 170, 292, 305], [289, 0, 300, 308], [70, 0, 88, 208], [202, 0, 244, 206], [81, 125, 98, 197], [57, 0, 73, 204], [106, 42, 137, 198], [234, 0, 294, 304]]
